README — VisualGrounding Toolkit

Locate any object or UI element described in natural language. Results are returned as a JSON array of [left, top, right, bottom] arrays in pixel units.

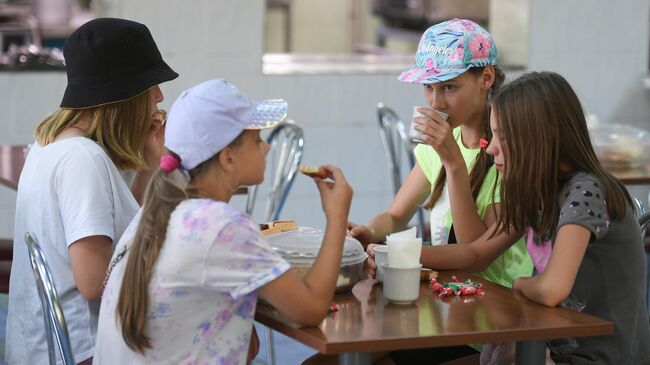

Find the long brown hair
[[422, 65, 505, 209], [35, 89, 153, 170], [116, 133, 245, 354], [491, 71, 632, 236]]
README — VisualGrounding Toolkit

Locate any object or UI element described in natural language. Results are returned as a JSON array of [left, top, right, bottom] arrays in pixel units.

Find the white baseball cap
[[164, 78, 287, 170]]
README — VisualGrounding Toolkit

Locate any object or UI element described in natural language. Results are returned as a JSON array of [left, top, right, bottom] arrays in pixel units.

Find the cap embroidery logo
[[422, 44, 454, 56]]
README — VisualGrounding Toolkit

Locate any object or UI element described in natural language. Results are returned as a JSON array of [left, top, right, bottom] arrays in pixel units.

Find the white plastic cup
[[382, 263, 422, 304], [409, 106, 450, 143], [373, 245, 388, 282]]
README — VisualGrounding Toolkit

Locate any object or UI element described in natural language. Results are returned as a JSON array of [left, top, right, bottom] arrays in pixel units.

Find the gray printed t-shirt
[[537, 172, 650, 364]]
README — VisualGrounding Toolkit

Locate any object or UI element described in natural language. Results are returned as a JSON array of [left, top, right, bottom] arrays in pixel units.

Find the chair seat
[[301, 353, 338, 365], [0, 238, 12, 293], [0, 260, 11, 293], [0, 238, 12, 261]]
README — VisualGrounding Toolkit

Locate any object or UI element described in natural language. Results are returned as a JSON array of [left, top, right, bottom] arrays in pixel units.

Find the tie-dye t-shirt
[[95, 199, 291, 365]]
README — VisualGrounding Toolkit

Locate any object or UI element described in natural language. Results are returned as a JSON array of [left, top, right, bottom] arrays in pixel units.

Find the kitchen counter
[[263, 53, 413, 75], [262, 52, 528, 77]]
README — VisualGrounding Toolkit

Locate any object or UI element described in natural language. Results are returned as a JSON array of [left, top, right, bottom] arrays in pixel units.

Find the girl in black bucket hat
[[6, 18, 178, 365]]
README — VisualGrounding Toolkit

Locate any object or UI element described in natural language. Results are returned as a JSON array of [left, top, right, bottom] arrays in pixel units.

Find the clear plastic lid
[[590, 124, 650, 167], [266, 227, 367, 267]]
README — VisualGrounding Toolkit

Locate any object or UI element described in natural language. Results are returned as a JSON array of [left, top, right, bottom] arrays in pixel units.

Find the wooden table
[[607, 161, 650, 185], [255, 271, 614, 365], [0, 145, 27, 190]]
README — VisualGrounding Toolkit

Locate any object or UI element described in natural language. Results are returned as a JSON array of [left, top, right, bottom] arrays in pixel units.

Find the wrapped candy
[[430, 277, 484, 297], [439, 287, 453, 297], [430, 278, 444, 292]]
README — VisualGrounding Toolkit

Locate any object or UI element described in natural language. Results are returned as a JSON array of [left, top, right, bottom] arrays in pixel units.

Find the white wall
[[528, 0, 650, 130], [1, 0, 649, 236]]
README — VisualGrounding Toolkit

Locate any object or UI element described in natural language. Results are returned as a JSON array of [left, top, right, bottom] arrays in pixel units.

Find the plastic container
[[590, 124, 650, 169], [267, 227, 368, 293]]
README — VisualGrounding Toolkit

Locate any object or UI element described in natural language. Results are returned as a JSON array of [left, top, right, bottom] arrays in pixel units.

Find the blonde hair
[[35, 90, 152, 170], [116, 132, 246, 354], [422, 65, 505, 209]]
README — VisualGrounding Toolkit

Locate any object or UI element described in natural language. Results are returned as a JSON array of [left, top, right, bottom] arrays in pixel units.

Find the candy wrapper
[[328, 302, 340, 312], [430, 276, 484, 297]]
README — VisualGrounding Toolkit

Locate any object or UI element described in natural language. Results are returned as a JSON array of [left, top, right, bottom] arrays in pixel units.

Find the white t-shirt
[[95, 199, 290, 365], [6, 137, 139, 365]]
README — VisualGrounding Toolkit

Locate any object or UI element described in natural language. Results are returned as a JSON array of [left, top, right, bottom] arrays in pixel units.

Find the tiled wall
[[528, 0, 650, 129], [1, 0, 649, 236]]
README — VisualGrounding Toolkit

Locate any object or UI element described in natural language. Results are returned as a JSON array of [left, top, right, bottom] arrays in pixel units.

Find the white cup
[[382, 263, 422, 304], [409, 106, 450, 143], [373, 245, 388, 282]]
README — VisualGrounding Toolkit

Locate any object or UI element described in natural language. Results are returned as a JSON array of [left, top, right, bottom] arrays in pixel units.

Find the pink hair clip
[[160, 154, 179, 174], [479, 138, 489, 149]]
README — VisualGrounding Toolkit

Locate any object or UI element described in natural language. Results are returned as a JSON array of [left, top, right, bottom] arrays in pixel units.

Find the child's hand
[[313, 165, 353, 223], [348, 222, 374, 247], [414, 108, 463, 169], [365, 244, 379, 279]]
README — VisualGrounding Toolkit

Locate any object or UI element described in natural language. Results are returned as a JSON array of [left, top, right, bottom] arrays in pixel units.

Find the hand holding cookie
[[299, 165, 328, 179], [152, 109, 168, 125]]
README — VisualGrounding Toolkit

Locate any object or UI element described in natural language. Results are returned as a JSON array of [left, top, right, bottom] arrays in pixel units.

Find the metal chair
[[633, 196, 646, 217], [640, 211, 650, 316], [377, 103, 427, 239], [24, 232, 75, 365], [246, 120, 304, 222], [246, 121, 304, 365]]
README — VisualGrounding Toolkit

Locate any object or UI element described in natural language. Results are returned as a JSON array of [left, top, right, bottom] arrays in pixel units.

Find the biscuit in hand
[[299, 165, 327, 179], [152, 109, 168, 125]]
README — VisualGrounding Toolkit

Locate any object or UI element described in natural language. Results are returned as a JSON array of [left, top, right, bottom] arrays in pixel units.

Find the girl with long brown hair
[[6, 18, 177, 365], [354, 18, 532, 364], [484, 71, 650, 364], [94, 79, 353, 365]]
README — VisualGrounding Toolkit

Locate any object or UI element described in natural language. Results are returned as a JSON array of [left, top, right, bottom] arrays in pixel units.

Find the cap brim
[[397, 66, 470, 84], [245, 99, 288, 129]]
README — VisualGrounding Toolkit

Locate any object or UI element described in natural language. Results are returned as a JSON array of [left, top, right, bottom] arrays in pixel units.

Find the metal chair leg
[[265, 326, 275, 365]]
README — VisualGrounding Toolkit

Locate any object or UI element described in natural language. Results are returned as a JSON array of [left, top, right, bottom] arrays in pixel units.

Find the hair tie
[[479, 138, 489, 149], [160, 154, 179, 174]]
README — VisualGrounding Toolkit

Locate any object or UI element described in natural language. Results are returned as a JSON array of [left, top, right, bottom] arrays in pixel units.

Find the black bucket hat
[[60, 18, 179, 109]]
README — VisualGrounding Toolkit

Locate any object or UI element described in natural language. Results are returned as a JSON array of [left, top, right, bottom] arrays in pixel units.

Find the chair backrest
[[639, 211, 650, 317], [246, 120, 304, 222], [640, 211, 650, 241], [24, 232, 75, 365], [377, 103, 415, 195], [377, 103, 427, 239], [633, 196, 646, 217]]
